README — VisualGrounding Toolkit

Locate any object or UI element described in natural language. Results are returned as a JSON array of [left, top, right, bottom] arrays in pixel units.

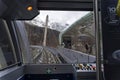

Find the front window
[[24, 10, 96, 70]]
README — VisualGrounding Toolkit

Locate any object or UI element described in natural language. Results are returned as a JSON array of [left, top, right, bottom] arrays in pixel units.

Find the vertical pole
[[43, 15, 49, 46], [94, 0, 102, 80]]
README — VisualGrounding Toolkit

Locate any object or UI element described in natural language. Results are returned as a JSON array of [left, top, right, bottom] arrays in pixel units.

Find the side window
[[0, 20, 17, 70]]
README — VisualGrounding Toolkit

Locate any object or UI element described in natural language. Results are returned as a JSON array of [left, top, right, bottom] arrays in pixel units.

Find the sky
[[34, 10, 90, 26]]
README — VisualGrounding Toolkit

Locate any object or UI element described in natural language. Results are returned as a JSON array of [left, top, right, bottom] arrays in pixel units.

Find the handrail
[[94, 0, 102, 80]]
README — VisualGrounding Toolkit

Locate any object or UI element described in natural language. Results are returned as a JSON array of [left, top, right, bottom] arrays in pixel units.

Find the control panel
[[74, 64, 96, 71], [101, 0, 120, 64], [19, 64, 77, 80], [101, 0, 120, 80]]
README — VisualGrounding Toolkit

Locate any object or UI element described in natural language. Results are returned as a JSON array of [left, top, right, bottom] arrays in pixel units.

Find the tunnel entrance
[[63, 37, 71, 49]]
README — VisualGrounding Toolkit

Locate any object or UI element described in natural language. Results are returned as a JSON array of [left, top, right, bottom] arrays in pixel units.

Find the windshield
[[24, 10, 96, 66]]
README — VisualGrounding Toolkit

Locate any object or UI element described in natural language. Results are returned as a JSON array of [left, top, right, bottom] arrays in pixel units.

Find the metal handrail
[[94, 0, 102, 80]]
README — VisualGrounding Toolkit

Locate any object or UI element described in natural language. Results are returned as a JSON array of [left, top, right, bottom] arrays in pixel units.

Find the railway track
[[30, 45, 96, 64]]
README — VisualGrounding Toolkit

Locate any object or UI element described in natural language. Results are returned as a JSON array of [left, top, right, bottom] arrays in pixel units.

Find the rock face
[[62, 12, 95, 55], [24, 23, 60, 47]]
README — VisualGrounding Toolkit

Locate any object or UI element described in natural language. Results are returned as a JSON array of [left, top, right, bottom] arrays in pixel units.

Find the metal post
[[43, 15, 49, 46], [94, 0, 102, 80]]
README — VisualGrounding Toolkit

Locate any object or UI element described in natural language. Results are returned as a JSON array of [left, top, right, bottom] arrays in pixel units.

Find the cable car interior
[[0, 0, 120, 80]]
